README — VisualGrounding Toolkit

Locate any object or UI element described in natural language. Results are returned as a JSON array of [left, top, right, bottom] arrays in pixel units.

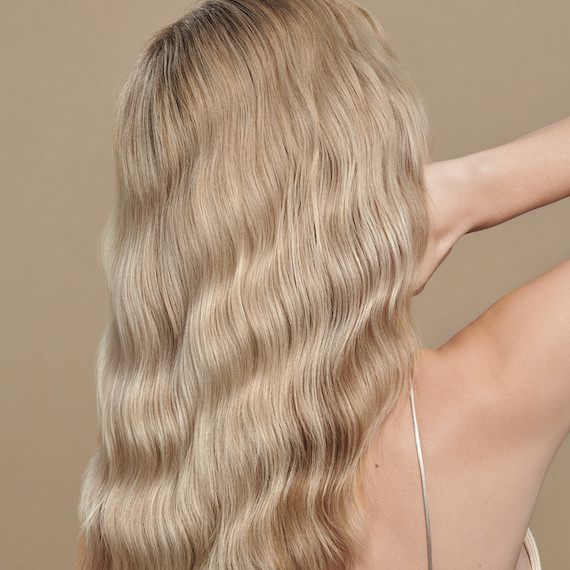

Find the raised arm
[[419, 116, 570, 462], [414, 115, 570, 295]]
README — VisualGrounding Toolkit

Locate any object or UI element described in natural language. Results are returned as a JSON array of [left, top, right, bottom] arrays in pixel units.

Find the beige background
[[1, 0, 568, 568]]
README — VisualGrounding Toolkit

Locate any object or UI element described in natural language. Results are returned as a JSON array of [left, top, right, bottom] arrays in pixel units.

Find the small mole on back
[[374, 463, 379, 468]]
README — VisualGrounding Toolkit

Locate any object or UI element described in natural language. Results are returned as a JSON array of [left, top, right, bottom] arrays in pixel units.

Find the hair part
[[78, 0, 431, 568]]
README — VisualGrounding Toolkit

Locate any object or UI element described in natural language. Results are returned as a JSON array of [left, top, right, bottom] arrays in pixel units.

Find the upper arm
[[439, 257, 570, 461]]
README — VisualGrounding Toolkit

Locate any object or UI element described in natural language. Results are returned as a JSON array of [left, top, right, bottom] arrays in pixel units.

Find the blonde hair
[[77, 0, 432, 567]]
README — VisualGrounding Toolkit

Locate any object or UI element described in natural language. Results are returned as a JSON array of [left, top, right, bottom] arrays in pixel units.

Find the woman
[[77, 0, 569, 568]]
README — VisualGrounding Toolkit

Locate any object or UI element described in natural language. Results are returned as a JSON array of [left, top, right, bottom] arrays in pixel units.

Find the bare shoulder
[[436, 257, 570, 467]]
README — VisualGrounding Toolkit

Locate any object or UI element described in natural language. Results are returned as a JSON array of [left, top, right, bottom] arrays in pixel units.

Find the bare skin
[[415, 116, 570, 295], [355, 347, 551, 569], [355, 116, 570, 569]]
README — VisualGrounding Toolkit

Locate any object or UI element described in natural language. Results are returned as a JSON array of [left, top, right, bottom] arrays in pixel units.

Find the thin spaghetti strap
[[410, 384, 433, 570]]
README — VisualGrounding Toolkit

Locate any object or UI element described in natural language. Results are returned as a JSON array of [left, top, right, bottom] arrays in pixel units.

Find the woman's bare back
[[354, 348, 539, 569], [354, 256, 570, 569]]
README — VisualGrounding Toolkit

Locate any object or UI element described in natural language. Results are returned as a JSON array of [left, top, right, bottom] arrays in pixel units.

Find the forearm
[[459, 116, 570, 234], [413, 116, 570, 295]]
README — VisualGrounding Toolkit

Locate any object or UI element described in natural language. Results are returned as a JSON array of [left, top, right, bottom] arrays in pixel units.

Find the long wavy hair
[[77, 0, 432, 568]]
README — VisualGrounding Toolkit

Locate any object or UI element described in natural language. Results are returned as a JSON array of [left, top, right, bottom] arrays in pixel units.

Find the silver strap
[[410, 384, 433, 570]]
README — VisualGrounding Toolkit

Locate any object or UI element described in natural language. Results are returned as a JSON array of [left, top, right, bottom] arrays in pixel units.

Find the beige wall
[[1, 1, 568, 567]]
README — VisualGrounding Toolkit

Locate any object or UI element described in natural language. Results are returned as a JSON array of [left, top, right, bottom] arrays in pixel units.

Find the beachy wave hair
[[77, 0, 432, 567]]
